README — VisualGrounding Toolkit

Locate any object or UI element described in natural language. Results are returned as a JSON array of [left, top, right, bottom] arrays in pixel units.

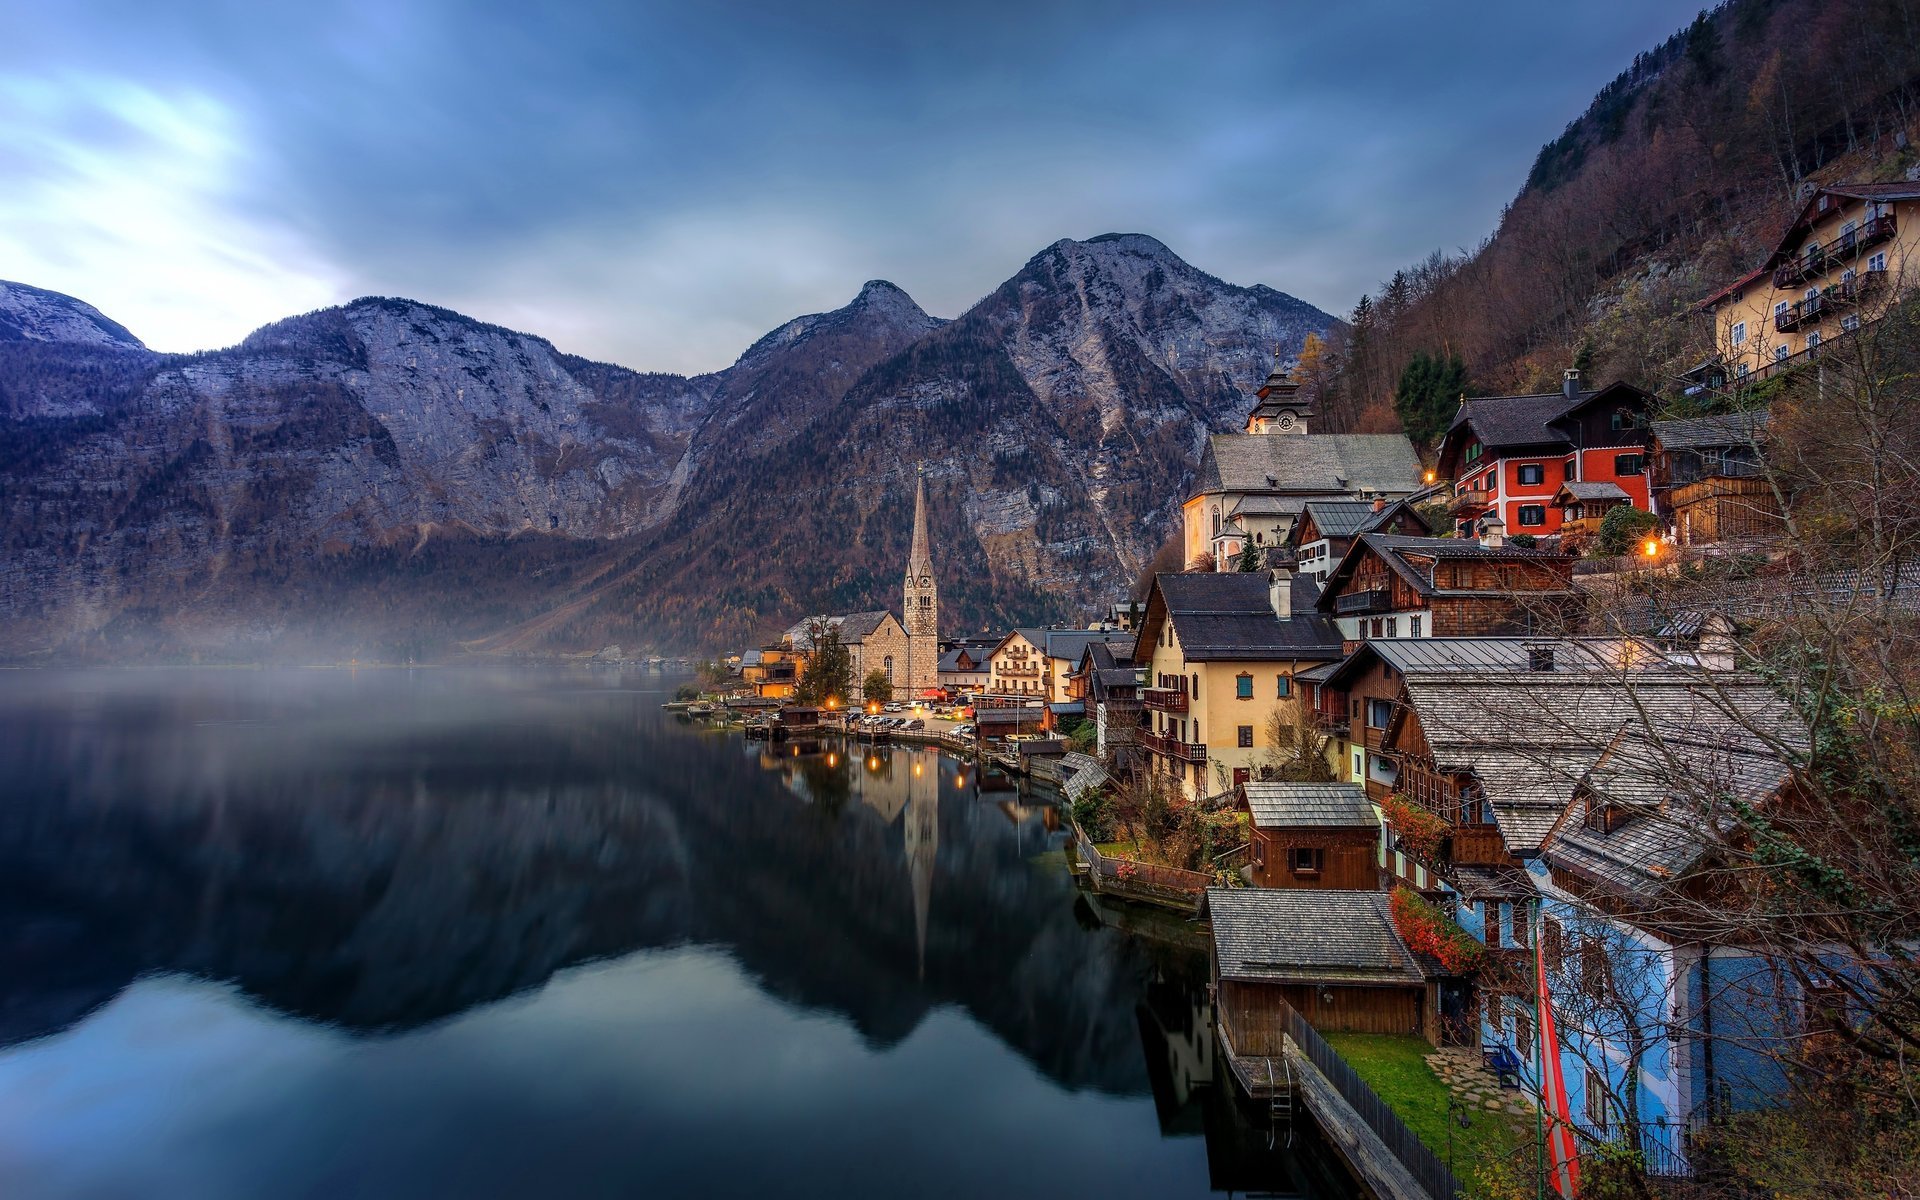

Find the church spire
[[910, 465, 931, 571]]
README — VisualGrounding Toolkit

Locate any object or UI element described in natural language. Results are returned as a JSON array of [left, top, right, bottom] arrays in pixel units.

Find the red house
[[1435, 372, 1656, 539]]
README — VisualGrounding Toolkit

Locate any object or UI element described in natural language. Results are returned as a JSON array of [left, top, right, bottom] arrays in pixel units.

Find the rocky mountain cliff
[[0, 238, 1336, 660]]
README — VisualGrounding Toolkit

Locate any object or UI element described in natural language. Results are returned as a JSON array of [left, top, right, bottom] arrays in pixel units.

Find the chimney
[[1562, 368, 1581, 401], [1479, 515, 1506, 549], [1269, 567, 1293, 621], [1372, 496, 1387, 513]]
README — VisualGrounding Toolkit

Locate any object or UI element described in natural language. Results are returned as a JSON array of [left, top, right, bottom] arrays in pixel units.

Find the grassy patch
[[1321, 1034, 1535, 1194], [1095, 840, 1140, 857]]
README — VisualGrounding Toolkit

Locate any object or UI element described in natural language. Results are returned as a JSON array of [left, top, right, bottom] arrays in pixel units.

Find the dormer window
[[1584, 800, 1635, 835]]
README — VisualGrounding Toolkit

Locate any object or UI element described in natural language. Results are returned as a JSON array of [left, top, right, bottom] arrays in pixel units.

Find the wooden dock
[[1217, 1021, 1296, 1102]]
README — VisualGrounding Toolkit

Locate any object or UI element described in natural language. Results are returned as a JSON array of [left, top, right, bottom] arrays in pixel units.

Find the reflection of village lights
[[913, 763, 923, 777], [867, 756, 880, 770], [792, 746, 800, 757], [826, 753, 838, 767], [826, 696, 837, 710]]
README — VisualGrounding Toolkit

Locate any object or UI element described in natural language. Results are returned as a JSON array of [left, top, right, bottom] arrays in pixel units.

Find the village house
[[1311, 635, 1811, 1156], [1132, 570, 1344, 801], [741, 645, 802, 699], [1240, 782, 1382, 891], [1649, 410, 1783, 547], [1206, 888, 1444, 1055], [1289, 496, 1430, 581], [1315, 527, 1578, 645], [1435, 373, 1656, 540], [1696, 182, 1920, 382], [935, 642, 993, 696], [1068, 638, 1142, 760], [1184, 362, 1424, 571]]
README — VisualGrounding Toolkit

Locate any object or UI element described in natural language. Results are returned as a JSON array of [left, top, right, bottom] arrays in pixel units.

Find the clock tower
[[902, 467, 939, 696], [1243, 350, 1312, 435]]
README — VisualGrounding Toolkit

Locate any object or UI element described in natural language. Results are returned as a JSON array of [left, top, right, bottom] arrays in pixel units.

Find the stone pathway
[[1424, 1047, 1536, 1118]]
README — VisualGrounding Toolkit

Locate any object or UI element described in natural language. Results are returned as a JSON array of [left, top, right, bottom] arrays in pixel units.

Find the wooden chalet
[[1241, 782, 1381, 890], [1315, 530, 1576, 647], [1650, 410, 1784, 547], [1207, 888, 1442, 1050], [1290, 496, 1431, 581], [1550, 480, 1632, 543]]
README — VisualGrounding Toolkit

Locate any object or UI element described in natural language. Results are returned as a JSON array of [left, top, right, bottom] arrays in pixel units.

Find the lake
[[0, 668, 1361, 1198]]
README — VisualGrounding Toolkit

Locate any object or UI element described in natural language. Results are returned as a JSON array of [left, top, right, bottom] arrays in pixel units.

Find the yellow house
[[1698, 182, 1920, 381], [1131, 570, 1345, 802]]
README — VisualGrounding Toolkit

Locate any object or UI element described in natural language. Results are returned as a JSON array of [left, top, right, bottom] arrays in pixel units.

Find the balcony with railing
[[1334, 587, 1391, 615], [1772, 215, 1896, 288], [1141, 686, 1188, 713], [1138, 729, 1207, 764]]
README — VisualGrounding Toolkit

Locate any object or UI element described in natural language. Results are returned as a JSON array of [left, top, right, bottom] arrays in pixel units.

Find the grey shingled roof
[[1154, 572, 1343, 661], [1555, 481, 1630, 503], [1195, 433, 1423, 497], [786, 611, 896, 648], [1206, 889, 1426, 986], [1243, 782, 1378, 829], [1228, 495, 1308, 519], [1398, 658, 1805, 851], [1042, 629, 1134, 664], [1445, 391, 1591, 450], [1320, 533, 1574, 605], [1651, 410, 1770, 452]]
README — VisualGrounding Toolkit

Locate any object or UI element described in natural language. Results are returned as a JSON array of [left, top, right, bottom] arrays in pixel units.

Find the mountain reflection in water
[[0, 669, 1359, 1198]]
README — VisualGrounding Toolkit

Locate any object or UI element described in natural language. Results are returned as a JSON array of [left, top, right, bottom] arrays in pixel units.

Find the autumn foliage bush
[[1390, 886, 1487, 976], [1380, 793, 1448, 863]]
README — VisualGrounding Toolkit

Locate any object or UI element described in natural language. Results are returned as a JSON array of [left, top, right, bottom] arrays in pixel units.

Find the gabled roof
[[1435, 380, 1656, 476], [1700, 183, 1920, 308], [1317, 533, 1574, 608], [1553, 480, 1630, 504], [1041, 629, 1133, 664], [937, 647, 987, 673], [1206, 889, 1428, 986], [1193, 433, 1423, 498], [1651, 409, 1770, 452], [785, 611, 898, 648], [1139, 572, 1343, 663], [1243, 782, 1378, 829]]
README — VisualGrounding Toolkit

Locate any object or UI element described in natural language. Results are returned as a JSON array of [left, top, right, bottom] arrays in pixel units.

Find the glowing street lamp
[[1642, 537, 1662, 560]]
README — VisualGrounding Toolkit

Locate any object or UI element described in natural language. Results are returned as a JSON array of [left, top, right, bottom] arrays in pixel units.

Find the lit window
[[1517, 504, 1547, 527]]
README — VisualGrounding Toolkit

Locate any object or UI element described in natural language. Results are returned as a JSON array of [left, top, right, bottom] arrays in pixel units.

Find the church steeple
[[902, 465, 939, 696], [1245, 346, 1312, 435]]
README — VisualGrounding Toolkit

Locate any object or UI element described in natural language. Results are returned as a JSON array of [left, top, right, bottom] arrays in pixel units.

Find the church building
[[1184, 359, 1425, 570]]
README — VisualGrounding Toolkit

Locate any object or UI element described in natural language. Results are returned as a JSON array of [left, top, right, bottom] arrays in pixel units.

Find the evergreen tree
[[797, 620, 853, 707], [1392, 351, 1469, 448], [1235, 543, 1261, 572]]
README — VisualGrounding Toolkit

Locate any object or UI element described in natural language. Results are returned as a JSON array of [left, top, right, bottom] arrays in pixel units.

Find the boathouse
[[1207, 888, 1439, 1048], [1241, 782, 1382, 890]]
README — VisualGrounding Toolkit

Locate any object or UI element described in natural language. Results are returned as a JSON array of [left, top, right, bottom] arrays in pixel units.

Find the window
[[1510, 904, 1530, 948], [1409, 615, 1423, 638], [1276, 673, 1291, 698], [1807, 332, 1821, 350], [1235, 673, 1253, 699], [1805, 287, 1819, 303], [884, 655, 894, 681], [1773, 300, 1790, 318], [1386, 616, 1398, 637], [1237, 725, 1254, 748], [1613, 453, 1643, 475], [1517, 504, 1547, 527], [1586, 1068, 1611, 1126], [1869, 251, 1888, 273], [1517, 463, 1545, 486], [1842, 267, 1856, 283], [1843, 314, 1861, 332], [1775, 344, 1791, 363], [1841, 219, 1858, 237], [1211, 506, 1221, 536], [1367, 698, 1393, 729], [1608, 408, 1640, 432], [1191, 673, 1200, 696], [1730, 320, 1747, 346], [1466, 442, 1483, 462], [1736, 362, 1751, 378], [1290, 847, 1324, 875]]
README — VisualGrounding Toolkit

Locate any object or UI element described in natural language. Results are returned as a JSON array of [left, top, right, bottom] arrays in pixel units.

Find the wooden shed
[[1206, 888, 1440, 1051], [1242, 782, 1382, 890]]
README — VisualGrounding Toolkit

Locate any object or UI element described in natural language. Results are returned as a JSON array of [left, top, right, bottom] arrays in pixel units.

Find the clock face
[[919, 575, 931, 587], [1276, 412, 1297, 430]]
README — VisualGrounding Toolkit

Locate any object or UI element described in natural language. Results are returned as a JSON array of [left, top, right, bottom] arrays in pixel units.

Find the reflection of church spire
[[904, 757, 938, 981]]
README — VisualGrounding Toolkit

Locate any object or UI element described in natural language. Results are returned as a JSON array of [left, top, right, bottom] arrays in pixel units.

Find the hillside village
[[690, 173, 1920, 1194]]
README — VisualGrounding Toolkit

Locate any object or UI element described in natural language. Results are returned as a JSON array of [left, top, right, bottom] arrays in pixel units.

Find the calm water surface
[[0, 669, 1360, 1199]]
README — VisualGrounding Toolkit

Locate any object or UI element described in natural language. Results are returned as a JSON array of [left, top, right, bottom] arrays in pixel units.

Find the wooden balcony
[[1139, 729, 1207, 764], [1334, 587, 1391, 615], [1773, 215, 1896, 288], [1141, 687, 1188, 713]]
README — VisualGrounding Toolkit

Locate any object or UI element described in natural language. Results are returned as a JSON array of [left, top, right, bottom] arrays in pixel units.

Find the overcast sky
[[1, 0, 1699, 373]]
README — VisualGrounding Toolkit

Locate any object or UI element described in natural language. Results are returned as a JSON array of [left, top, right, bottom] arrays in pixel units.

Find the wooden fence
[[1280, 999, 1468, 1200], [1072, 821, 1212, 913]]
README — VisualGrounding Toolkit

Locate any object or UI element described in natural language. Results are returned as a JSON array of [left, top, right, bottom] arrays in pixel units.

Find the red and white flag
[[1536, 909, 1582, 1196]]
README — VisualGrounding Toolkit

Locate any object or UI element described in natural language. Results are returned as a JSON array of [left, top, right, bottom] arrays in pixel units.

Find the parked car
[[905, 719, 925, 731], [883, 703, 905, 713]]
